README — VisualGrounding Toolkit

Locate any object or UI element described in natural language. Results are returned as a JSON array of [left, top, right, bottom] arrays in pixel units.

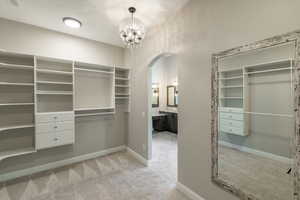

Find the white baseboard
[[219, 141, 292, 164], [176, 182, 206, 200], [126, 147, 149, 166], [0, 145, 126, 182]]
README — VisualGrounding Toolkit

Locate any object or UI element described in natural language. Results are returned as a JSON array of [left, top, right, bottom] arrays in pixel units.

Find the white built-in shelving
[[0, 82, 34, 86], [35, 57, 75, 150], [35, 57, 74, 113], [0, 147, 36, 161], [74, 62, 115, 117], [0, 62, 34, 70], [0, 51, 36, 161], [115, 67, 131, 112], [0, 124, 35, 132], [36, 69, 73, 75], [36, 81, 73, 85], [0, 103, 34, 106], [218, 58, 294, 136], [0, 50, 130, 160]]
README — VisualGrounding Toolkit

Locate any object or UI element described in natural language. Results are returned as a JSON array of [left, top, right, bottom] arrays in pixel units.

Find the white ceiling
[[0, 0, 189, 47]]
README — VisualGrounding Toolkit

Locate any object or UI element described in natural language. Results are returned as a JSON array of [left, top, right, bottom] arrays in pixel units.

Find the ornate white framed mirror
[[211, 30, 300, 200]]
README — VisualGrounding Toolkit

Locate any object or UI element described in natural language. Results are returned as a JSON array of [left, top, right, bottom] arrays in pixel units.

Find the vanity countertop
[[159, 110, 178, 114], [152, 113, 167, 117]]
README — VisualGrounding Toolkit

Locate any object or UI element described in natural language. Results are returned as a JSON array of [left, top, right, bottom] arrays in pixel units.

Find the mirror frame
[[152, 87, 159, 107], [167, 85, 177, 107], [211, 30, 300, 200]]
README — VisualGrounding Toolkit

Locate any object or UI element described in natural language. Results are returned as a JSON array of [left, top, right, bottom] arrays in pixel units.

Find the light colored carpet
[[219, 145, 293, 200], [0, 132, 188, 200]]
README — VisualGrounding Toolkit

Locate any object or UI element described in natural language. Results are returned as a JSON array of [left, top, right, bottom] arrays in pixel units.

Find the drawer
[[219, 112, 243, 121], [36, 130, 74, 150], [219, 107, 243, 113], [220, 125, 244, 136], [220, 119, 243, 129], [36, 121, 74, 134], [36, 112, 74, 123]]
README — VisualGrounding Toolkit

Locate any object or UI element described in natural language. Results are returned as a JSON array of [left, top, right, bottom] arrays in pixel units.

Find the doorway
[[148, 53, 178, 174]]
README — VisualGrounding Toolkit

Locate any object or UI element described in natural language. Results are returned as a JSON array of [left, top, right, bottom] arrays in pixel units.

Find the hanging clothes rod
[[75, 112, 115, 117]]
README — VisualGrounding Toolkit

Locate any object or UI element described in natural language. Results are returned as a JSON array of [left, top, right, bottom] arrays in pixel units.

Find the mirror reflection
[[167, 85, 177, 107], [152, 85, 159, 107], [217, 42, 295, 200]]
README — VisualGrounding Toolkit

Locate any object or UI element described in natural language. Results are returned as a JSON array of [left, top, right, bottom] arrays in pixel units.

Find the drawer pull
[[54, 126, 58, 129], [54, 138, 59, 141]]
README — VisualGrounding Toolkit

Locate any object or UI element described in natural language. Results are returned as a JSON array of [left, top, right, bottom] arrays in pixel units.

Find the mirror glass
[[167, 86, 177, 107], [216, 42, 296, 200], [152, 86, 159, 107]]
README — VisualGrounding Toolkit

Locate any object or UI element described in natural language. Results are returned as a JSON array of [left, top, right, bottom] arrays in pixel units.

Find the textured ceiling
[[0, 0, 189, 47]]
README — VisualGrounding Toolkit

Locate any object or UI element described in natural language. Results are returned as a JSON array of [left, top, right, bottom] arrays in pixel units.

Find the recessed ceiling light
[[63, 17, 82, 28]]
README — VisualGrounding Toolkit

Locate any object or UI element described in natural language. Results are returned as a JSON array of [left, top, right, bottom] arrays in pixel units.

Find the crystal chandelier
[[119, 7, 146, 48]]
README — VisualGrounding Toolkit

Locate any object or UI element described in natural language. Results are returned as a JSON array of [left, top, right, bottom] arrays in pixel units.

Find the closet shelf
[[218, 76, 243, 80], [36, 69, 73, 75], [244, 59, 292, 69], [244, 67, 292, 75], [115, 97, 129, 99], [37, 81, 72, 85], [115, 85, 130, 88], [75, 112, 115, 117], [219, 97, 243, 99], [243, 111, 293, 118], [75, 107, 115, 111], [220, 85, 243, 89], [75, 68, 114, 75], [37, 91, 73, 95], [0, 103, 34, 106], [0, 124, 34, 132], [0, 147, 36, 161], [0, 62, 34, 70], [0, 82, 34, 86], [219, 67, 243, 73]]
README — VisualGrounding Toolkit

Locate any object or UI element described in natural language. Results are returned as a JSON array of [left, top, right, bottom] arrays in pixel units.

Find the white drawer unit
[[220, 119, 243, 129], [220, 125, 244, 136], [35, 111, 75, 149], [219, 107, 243, 113], [36, 112, 74, 123], [36, 131, 74, 150], [219, 107, 248, 136], [36, 121, 74, 134], [219, 112, 243, 121]]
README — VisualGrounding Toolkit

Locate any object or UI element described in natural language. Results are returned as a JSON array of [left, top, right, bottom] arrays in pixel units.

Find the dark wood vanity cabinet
[[152, 112, 177, 134], [166, 113, 177, 133]]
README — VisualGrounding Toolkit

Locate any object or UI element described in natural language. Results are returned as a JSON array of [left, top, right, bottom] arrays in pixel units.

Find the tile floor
[[0, 132, 188, 200]]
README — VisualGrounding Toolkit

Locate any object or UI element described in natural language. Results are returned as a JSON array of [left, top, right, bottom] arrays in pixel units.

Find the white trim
[[126, 147, 149, 166], [0, 145, 126, 182], [176, 182, 206, 200], [219, 141, 292, 164]]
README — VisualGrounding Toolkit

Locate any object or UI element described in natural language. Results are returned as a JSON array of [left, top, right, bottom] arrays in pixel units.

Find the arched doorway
[[147, 53, 178, 170]]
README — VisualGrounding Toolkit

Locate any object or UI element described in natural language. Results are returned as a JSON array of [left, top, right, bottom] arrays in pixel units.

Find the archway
[[147, 53, 178, 165]]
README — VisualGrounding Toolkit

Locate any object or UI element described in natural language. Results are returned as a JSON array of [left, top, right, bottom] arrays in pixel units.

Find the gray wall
[[125, 0, 300, 199], [0, 18, 127, 175]]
